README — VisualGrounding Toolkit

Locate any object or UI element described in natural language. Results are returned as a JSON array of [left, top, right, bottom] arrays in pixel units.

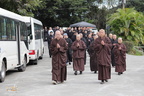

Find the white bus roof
[[0, 8, 26, 23], [23, 16, 43, 26]]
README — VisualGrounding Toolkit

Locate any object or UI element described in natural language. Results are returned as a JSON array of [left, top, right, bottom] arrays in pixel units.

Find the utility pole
[[122, 0, 126, 9]]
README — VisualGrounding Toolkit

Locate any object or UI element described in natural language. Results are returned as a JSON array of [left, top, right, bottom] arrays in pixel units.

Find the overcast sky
[[94, 0, 120, 9]]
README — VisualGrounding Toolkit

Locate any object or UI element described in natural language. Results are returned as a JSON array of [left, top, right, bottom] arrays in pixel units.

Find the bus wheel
[[0, 61, 6, 83], [39, 54, 43, 60], [18, 57, 27, 72], [39, 48, 44, 60], [39, 56, 43, 59]]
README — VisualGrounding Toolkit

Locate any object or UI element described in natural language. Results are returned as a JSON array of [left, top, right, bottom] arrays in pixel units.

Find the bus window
[[0, 16, 4, 40], [6, 18, 16, 40], [0, 16, 16, 41], [0, 16, 7, 40], [41, 27, 44, 39], [20, 22, 27, 41], [34, 24, 41, 40]]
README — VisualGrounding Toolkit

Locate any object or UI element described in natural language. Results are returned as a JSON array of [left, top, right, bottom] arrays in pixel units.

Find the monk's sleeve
[[113, 46, 119, 56], [119, 44, 126, 60], [93, 39, 102, 50], [50, 40, 59, 55], [95, 43, 103, 51], [89, 42, 94, 51], [121, 44, 126, 54], [104, 39, 112, 49], [71, 42, 78, 51], [103, 39, 112, 54], [59, 40, 68, 53], [79, 41, 86, 50]]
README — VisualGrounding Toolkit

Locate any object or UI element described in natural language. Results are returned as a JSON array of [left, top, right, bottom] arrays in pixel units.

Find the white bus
[[0, 8, 29, 82], [23, 17, 44, 64]]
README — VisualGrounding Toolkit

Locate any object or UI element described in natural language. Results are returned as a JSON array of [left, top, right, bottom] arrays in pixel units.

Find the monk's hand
[[77, 43, 80, 47], [101, 40, 105, 45], [57, 43, 60, 48], [119, 47, 121, 50], [113, 43, 116, 46]]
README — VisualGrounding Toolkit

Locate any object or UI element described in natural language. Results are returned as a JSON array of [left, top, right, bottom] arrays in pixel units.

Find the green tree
[[34, 0, 97, 27], [107, 8, 144, 45], [126, 0, 144, 13], [0, 0, 45, 17]]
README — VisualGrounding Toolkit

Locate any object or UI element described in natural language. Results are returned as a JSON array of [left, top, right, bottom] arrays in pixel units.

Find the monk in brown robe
[[94, 29, 112, 84], [50, 30, 68, 85], [114, 37, 126, 75], [89, 35, 98, 73], [71, 34, 86, 75]]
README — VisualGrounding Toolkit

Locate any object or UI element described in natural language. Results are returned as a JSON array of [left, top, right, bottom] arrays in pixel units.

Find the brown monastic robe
[[71, 40, 86, 71], [89, 41, 98, 71], [50, 38, 68, 82], [94, 36, 112, 80], [114, 43, 126, 73]]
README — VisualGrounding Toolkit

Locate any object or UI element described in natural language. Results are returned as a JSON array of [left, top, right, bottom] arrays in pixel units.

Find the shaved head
[[113, 34, 117, 40], [99, 29, 106, 37], [118, 37, 123, 43], [79, 33, 83, 38], [109, 33, 113, 39], [76, 34, 81, 41], [55, 30, 62, 40]]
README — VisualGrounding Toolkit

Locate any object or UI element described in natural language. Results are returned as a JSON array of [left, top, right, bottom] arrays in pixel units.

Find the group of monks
[[49, 28, 126, 85]]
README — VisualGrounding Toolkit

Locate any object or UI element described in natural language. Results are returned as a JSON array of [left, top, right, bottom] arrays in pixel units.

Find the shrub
[[123, 41, 134, 53]]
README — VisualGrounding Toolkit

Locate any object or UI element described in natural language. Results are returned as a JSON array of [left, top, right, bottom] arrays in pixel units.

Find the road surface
[[0, 42, 144, 96]]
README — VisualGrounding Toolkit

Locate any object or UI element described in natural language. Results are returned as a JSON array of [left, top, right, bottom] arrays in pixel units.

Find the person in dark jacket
[[111, 34, 118, 67], [63, 33, 73, 65], [47, 31, 54, 58], [71, 32, 78, 42]]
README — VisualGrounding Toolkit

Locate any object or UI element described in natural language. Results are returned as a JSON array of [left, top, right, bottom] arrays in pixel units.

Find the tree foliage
[[34, 0, 96, 27], [0, 0, 121, 28], [107, 8, 144, 45], [0, 0, 45, 17], [126, 0, 144, 13], [1, 0, 144, 31]]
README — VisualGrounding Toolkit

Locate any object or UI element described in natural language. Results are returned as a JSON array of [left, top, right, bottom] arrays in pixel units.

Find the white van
[[0, 8, 29, 82], [23, 17, 44, 64]]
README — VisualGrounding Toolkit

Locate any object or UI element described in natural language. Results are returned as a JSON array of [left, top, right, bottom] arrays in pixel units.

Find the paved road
[[0, 42, 144, 96]]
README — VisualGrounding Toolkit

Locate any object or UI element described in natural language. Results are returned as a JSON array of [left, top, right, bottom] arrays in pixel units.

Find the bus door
[[16, 22, 21, 66]]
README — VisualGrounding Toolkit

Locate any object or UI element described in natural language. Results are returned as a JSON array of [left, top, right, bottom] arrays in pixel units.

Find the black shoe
[[74, 71, 77, 75], [105, 80, 108, 82], [80, 71, 82, 74], [118, 72, 121, 75], [100, 80, 104, 84], [121, 72, 123, 74], [94, 71, 97, 74], [69, 62, 71, 65]]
